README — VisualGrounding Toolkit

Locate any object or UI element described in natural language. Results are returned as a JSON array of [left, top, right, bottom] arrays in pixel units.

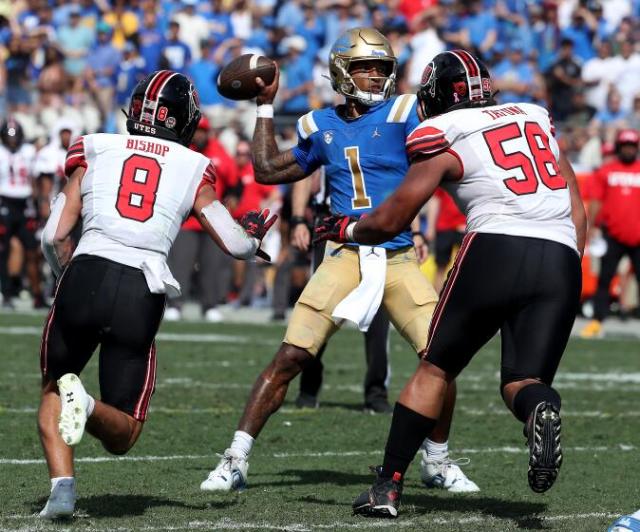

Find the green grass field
[[1, 312, 639, 531]]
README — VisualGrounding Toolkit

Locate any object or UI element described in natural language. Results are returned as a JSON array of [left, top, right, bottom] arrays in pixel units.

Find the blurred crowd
[[1, 0, 640, 320]]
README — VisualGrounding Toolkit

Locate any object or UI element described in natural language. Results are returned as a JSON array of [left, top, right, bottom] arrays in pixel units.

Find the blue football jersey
[[292, 94, 420, 250]]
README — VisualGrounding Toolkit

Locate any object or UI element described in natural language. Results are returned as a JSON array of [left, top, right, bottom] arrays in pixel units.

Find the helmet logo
[[421, 63, 437, 98], [157, 106, 168, 121], [166, 116, 176, 129], [453, 81, 467, 97], [371, 49, 387, 57], [188, 86, 199, 123], [482, 77, 491, 93]]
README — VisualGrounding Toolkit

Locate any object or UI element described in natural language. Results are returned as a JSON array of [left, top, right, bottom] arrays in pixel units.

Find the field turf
[[1, 312, 639, 531]]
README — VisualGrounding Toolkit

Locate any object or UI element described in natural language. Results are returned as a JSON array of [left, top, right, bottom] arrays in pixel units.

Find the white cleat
[[39, 478, 76, 519], [163, 307, 182, 321], [200, 448, 249, 492], [57, 373, 89, 446], [420, 455, 480, 493]]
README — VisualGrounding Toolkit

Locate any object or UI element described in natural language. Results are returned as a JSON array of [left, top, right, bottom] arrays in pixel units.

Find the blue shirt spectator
[[188, 40, 224, 106], [115, 43, 146, 106], [139, 10, 165, 74], [161, 20, 192, 73], [493, 46, 538, 103], [562, 12, 595, 61], [56, 8, 95, 77], [280, 36, 314, 114], [88, 23, 122, 88]]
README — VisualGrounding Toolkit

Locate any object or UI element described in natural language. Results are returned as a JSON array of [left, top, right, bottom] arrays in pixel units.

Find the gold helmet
[[329, 28, 397, 106]]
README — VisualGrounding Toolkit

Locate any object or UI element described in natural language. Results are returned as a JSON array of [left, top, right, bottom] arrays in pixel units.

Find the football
[[217, 54, 276, 101]]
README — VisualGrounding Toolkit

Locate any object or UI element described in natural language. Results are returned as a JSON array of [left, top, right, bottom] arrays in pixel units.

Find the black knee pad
[[512, 383, 561, 423]]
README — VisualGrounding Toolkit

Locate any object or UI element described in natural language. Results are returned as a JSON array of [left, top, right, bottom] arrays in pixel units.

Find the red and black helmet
[[417, 50, 494, 119], [0, 117, 24, 152], [126, 70, 201, 146]]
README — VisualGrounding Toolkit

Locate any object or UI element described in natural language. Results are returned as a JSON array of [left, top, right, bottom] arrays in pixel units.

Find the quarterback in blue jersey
[[200, 28, 478, 494]]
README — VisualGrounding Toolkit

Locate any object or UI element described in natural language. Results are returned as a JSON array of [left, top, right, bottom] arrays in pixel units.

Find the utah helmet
[[126, 70, 201, 146], [329, 28, 397, 106], [417, 50, 494, 119], [0, 118, 25, 153]]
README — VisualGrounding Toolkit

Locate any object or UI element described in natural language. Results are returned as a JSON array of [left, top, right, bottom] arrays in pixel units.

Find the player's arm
[[193, 180, 276, 261], [558, 151, 587, 257], [252, 62, 307, 185], [291, 175, 313, 251], [41, 166, 84, 276], [410, 215, 428, 264]]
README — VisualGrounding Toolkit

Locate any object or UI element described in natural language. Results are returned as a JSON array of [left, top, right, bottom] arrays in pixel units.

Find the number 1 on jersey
[[344, 146, 372, 209]]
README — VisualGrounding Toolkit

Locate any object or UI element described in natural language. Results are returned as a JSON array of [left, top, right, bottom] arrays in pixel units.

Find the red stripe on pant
[[39, 267, 70, 376], [421, 232, 478, 360], [133, 342, 157, 421]]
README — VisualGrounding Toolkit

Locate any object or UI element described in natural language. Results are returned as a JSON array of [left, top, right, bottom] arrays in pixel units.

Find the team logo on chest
[[324, 131, 334, 144]]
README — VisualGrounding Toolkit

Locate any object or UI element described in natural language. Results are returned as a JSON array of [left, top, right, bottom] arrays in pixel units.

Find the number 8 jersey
[[406, 102, 577, 252], [65, 133, 215, 268]]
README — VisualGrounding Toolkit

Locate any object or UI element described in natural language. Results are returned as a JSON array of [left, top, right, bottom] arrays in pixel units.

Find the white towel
[[332, 246, 386, 332], [140, 258, 181, 298]]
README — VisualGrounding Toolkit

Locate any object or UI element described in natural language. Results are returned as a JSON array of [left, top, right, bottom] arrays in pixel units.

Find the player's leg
[[201, 243, 360, 491], [354, 234, 506, 517], [19, 200, 45, 307], [37, 259, 102, 519], [500, 238, 581, 493], [93, 264, 166, 454], [363, 307, 391, 412], [582, 230, 625, 338], [433, 230, 455, 294], [382, 246, 477, 492]]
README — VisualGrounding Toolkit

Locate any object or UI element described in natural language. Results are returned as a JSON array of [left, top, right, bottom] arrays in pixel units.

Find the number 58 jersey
[[406, 102, 577, 252], [65, 133, 215, 268]]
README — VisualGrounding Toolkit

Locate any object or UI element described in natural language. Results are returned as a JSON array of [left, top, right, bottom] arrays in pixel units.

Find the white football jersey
[[34, 143, 66, 195], [0, 143, 36, 199], [66, 134, 215, 274], [406, 103, 577, 251]]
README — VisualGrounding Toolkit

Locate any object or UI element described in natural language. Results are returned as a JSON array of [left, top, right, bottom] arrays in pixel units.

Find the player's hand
[[413, 232, 429, 264], [292, 223, 310, 251], [239, 208, 278, 261], [313, 214, 357, 244], [256, 61, 279, 105]]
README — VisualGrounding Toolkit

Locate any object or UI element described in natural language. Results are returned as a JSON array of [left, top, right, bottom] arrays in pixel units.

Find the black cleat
[[294, 393, 319, 409], [353, 468, 403, 518], [526, 401, 562, 493]]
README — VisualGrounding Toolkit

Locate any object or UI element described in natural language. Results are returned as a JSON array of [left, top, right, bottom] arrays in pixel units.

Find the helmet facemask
[[336, 57, 397, 107]]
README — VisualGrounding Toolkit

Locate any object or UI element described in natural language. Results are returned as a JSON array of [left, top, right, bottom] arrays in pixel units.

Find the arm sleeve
[[405, 124, 450, 162], [64, 136, 87, 178]]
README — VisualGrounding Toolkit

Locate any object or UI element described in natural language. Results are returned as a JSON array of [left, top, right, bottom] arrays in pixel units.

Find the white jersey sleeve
[[71, 134, 215, 288], [406, 103, 576, 251]]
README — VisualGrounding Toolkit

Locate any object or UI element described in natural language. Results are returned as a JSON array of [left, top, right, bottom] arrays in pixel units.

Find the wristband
[[256, 104, 274, 118], [412, 231, 426, 241], [290, 215, 307, 227], [345, 221, 357, 242]]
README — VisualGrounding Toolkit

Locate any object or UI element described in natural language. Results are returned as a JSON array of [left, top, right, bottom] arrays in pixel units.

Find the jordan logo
[[372, 128, 381, 138]]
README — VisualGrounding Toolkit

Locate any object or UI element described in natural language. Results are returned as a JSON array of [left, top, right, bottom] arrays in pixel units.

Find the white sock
[[50, 476, 74, 491], [230, 430, 254, 460], [424, 439, 449, 461], [85, 394, 95, 417]]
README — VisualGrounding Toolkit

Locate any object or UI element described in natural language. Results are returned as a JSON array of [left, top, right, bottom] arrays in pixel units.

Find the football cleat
[[526, 401, 563, 493], [580, 319, 604, 339], [57, 374, 89, 447], [353, 467, 403, 518], [203, 307, 224, 323], [420, 456, 480, 493], [294, 393, 319, 409], [200, 449, 248, 492], [39, 478, 75, 519], [608, 511, 640, 531], [163, 307, 182, 321]]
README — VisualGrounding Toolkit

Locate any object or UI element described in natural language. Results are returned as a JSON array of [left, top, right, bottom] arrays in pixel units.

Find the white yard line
[[1, 444, 635, 465], [0, 513, 622, 531]]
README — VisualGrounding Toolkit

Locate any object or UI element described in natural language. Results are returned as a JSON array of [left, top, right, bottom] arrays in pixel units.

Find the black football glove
[[239, 208, 278, 261], [313, 214, 357, 244]]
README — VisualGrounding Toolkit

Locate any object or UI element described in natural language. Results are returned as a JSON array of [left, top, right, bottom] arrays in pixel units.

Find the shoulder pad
[[386, 94, 417, 123], [297, 111, 319, 140]]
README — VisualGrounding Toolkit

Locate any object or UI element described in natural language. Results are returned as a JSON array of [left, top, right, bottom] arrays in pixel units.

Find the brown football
[[217, 54, 277, 101]]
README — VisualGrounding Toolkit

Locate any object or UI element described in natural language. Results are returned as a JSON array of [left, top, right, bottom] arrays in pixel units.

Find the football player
[[0, 118, 43, 308], [200, 28, 478, 494], [314, 50, 586, 517], [37, 70, 277, 519]]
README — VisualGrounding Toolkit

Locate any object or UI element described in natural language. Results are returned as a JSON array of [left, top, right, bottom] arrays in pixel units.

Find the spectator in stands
[[406, 9, 445, 89], [611, 40, 640, 112], [161, 20, 191, 73], [562, 6, 597, 62], [493, 43, 544, 104], [138, 9, 164, 74], [189, 38, 225, 115], [627, 95, 640, 131], [56, 5, 94, 81], [202, 0, 233, 45], [174, 0, 210, 61], [590, 89, 629, 141], [582, 40, 616, 112], [459, 0, 498, 61], [37, 45, 68, 108], [566, 88, 597, 128], [103, 0, 140, 50], [230, 0, 253, 40], [581, 129, 640, 338], [84, 22, 121, 127], [547, 37, 583, 122], [115, 42, 145, 131], [278, 35, 314, 116], [6, 33, 34, 112]]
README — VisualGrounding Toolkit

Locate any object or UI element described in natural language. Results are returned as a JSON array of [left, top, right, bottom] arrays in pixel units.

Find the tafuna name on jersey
[[481, 105, 527, 120], [126, 138, 170, 157]]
